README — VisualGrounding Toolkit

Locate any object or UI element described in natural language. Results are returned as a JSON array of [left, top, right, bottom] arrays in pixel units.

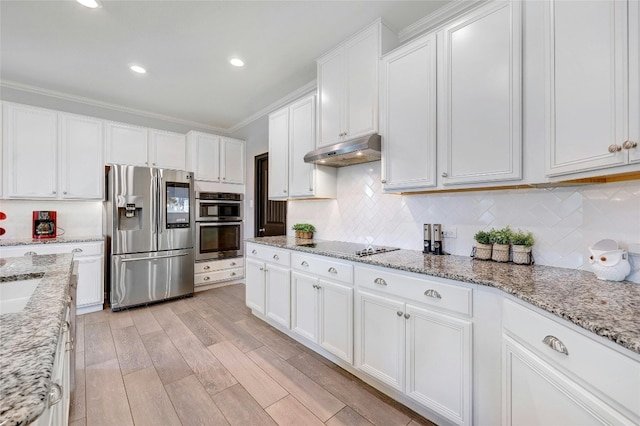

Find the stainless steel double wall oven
[[195, 192, 243, 261]]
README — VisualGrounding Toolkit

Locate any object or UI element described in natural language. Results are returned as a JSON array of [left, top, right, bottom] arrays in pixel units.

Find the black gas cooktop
[[296, 240, 400, 257]]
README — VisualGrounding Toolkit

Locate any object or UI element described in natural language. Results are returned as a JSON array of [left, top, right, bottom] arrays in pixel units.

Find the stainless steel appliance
[[195, 192, 243, 261], [303, 133, 381, 167], [296, 240, 399, 257], [432, 223, 443, 255], [105, 165, 194, 311]]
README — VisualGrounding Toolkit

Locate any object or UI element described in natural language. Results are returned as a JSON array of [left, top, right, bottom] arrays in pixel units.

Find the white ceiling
[[0, 0, 450, 133]]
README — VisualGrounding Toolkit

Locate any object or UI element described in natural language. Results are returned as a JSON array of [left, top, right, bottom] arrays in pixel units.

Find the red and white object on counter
[[32, 211, 57, 239]]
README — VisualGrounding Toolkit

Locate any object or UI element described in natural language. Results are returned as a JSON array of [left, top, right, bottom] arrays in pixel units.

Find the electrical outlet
[[442, 227, 457, 239]]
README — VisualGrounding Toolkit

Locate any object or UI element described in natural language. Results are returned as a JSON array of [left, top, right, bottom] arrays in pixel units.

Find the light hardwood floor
[[70, 283, 436, 426]]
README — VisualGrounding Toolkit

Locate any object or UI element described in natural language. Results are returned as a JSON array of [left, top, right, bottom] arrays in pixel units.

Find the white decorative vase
[[589, 249, 631, 281]]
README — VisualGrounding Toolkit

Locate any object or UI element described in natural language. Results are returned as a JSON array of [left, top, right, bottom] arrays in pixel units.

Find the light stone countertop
[[0, 254, 73, 426], [247, 236, 640, 355], [0, 235, 104, 247]]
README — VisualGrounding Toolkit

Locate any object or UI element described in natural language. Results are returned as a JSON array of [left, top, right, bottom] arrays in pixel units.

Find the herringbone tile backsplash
[[288, 162, 640, 272]]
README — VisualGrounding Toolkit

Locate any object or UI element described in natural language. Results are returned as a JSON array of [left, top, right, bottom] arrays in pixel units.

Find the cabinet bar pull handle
[[72, 248, 83, 253], [203, 265, 211, 270], [328, 267, 337, 274], [608, 144, 622, 153], [301, 261, 309, 267], [252, 249, 257, 254], [396, 311, 403, 317], [49, 383, 63, 405], [623, 140, 638, 149], [424, 289, 441, 299], [273, 254, 279, 260], [542, 335, 569, 356], [374, 278, 387, 286], [404, 313, 410, 319], [24, 251, 37, 256]]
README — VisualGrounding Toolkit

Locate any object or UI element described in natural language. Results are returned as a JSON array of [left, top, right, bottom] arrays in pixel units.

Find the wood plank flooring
[[70, 283, 436, 426]]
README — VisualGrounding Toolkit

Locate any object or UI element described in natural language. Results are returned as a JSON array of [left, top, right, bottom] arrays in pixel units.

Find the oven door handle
[[121, 253, 189, 262]]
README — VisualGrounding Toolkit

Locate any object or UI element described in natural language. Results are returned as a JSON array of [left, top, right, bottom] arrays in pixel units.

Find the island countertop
[[0, 253, 73, 426], [246, 236, 640, 355]]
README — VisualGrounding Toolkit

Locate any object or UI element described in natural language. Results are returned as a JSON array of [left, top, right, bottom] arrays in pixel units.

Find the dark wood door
[[255, 153, 287, 237]]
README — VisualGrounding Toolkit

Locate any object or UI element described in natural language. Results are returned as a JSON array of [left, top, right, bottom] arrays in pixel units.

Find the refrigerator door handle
[[121, 253, 190, 262], [151, 172, 158, 236]]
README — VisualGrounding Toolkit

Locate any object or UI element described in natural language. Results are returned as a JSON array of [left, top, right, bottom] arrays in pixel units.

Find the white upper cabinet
[[4, 103, 58, 198], [106, 122, 186, 170], [380, 32, 437, 192], [186, 131, 244, 184], [268, 107, 289, 199], [545, 0, 639, 176], [59, 113, 103, 199], [148, 129, 186, 170], [221, 137, 245, 184], [268, 94, 336, 200], [438, 1, 522, 185], [3, 103, 103, 200], [317, 20, 398, 148]]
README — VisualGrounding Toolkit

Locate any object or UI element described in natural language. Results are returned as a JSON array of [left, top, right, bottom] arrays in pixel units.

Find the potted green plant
[[510, 229, 534, 264], [473, 230, 493, 260], [292, 223, 315, 239], [489, 226, 511, 262]]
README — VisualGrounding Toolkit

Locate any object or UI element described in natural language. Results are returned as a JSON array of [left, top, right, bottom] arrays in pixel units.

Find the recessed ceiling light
[[230, 58, 245, 67], [130, 65, 147, 74], [76, 0, 101, 8]]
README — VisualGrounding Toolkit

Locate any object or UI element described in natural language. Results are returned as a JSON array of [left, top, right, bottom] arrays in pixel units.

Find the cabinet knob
[[623, 140, 638, 149], [396, 311, 403, 317], [230, 272, 236, 276], [203, 276, 210, 281], [152, 163, 156, 166], [424, 289, 442, 299], [283, 189, 287, 193], [301, 261, 309, 267], [72, 248, 83, 253], [24, 251, 37, 256], [63, 191, 68, 195], [542, 335, 569, 356], [374, 277, 387, 286], [273, 254, 279, 260], [52, 191, 57, 194], [404, 313, 411, 319], [203, 265, 211, 270], [48, 383, 63, 406], [441, 172, 448, 177], [312, 284, 318, 289], [328, 267, 337, 274], [381, 179, 387, 184], [252, 249, 257, 254], [608, 144, 622, 153], [223, 177, 226, 180], [230, 262, 236, 266]]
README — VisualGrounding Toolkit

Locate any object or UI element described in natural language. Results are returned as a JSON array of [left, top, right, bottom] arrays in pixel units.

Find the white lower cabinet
[[291, 271, 354, 363], [245, 243, 291, 324], [502, 298, 640, 425]]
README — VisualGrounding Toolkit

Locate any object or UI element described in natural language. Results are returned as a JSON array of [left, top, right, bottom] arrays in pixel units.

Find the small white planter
[[474, 243, 493, 260], [512, 245, 533, 264], [492, 244, 510, 262]]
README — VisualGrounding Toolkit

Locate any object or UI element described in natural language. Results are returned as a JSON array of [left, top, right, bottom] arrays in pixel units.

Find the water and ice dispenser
[[117, 196, 143, 230]]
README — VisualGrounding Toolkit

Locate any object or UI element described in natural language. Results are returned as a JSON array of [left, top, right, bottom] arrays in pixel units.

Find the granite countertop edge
[[0, 235, 104, 247], [0, 254, 73, 426], [246, 237, 640, 355]]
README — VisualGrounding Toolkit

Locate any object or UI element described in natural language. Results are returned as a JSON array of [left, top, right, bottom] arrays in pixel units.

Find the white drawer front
[[292, 253, 353, 284], [0, 241, 103, 258], [246, 243, 291, 267], [195, 258, 244, 274], [503, 298, 640, 419], [195, 267, 244, 286], [356, 265, 472, 317]]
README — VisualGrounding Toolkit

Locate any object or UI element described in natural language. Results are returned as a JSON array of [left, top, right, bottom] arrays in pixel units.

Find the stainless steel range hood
[[303, 134, 381, 167]]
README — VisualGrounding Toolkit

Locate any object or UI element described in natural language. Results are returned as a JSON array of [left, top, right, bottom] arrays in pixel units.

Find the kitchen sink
[[0, 278, 42, 314]]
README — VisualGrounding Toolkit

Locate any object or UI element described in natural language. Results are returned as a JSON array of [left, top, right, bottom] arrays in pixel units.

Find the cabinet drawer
[[246, 243, 291, 267], [356, 265, 472, 317], [503, 298, 640, 418], [291, 252, 353, 284], [0, 241, 103, 258], [195, 267, 244, 286], [195, 258, 243, 274]]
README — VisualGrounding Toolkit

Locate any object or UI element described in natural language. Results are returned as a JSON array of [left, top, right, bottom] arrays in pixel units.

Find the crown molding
[[226, 79, 317, 134], [0, 80, 228, 134], [398, 0, 488, 43]]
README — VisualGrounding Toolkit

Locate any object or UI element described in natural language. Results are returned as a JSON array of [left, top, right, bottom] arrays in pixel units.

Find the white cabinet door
[[268, 107, 290, 198], [628, 0, 640, 164], [149, 130, 186, 170], [291, 271, 318, 342], [289, 95, 316, 197], [318, 279, 353, 363], [381, 32, 437, 192], [344, 25, 379, 141], [317, 49, 345, 147], [189, 132, 221, 182], [221, 137, 245, 184], [406, 304, 472, 426], [545, 0, 629, 175], [502, 336, 629, 426], [76, 255, 103, 307], [439, 1, 522, 185], [246, 257, 266, 314], [265, 264, 291, 328], [355, 290, 405, 391], [59, 113, 103, 200], [105, 122, 148, 167], [4, 103, 58, 198]]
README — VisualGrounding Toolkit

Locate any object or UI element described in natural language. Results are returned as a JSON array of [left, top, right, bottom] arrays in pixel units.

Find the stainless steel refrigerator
[[105, 165, 194, 311]]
